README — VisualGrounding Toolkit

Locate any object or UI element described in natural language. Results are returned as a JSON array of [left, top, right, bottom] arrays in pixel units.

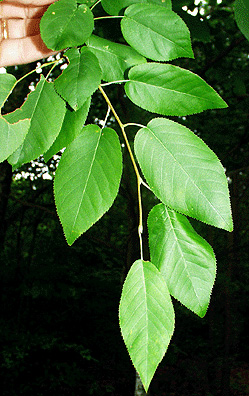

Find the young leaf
[[134, 118, 233, 231], [54, 48, 102, 110], [125, 63, 227, 116], [0, 73, 16, 109], [119, 259, 175, 392], [101, 0, 172, 16], [86, 35, 146, 82], [0, 117, 30, 163], [54, 125, 123, 245], [121, 4, 194, 61], [148, 204, 216, 317], [5, 76, 66, 168], [40, 0, 94, 51], [44, 97, 91, 162]]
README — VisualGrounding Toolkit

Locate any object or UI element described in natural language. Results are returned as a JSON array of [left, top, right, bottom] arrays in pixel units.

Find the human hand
[[0, 0, 57, 67]]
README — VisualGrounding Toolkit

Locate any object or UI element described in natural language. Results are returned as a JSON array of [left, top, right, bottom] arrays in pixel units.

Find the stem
[[99, 85, 144, 260], [94, 16, 123, 21], [6, 60, 59, 102], [90, 0, 101, 10], [101, 80, 128, 87]]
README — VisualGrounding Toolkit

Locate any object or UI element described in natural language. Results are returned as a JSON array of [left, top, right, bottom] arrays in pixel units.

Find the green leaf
[[40, 0, 94, 51], [5, 76, 66, 168], [234, 0, 249, 41], [54, 125, 123, 245], [121, 4, 193, 61], [54, 48, 102, 110], [0, 117, 30, 163], [148, 204, 216, 317], [134, 118, 233, 231], [86, 35, 146, 82], [0, 73, 16, 109], [44, 97, 91, 162], [119, 259, 175, 392], [101, 0, 172, 15], [125, 63, 227, 116]]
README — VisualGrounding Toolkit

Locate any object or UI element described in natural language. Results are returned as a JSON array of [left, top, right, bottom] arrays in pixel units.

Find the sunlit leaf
[[5, 76, 66, 168], [0, 117, 30, 163], [54, 48, 101, 110], [40, 0, 94, 50], [101, 0, 171, 15], [0, 73, 16, 109], [148, 204, 216, 317], [134, 118, 233, 231], [54, 125, 122, 245], [125, 63, 227, 116], [121, 4, 193, 61], [119, 259, 174, 392], [87, 35, 146, 82]]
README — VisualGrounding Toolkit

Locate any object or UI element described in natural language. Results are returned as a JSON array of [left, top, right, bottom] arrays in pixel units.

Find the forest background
[[0, 0, 249, 395]]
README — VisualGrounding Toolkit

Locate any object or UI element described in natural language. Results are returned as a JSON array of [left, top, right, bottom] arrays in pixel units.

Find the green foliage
[[121, 4, 194, 61], [119, 259, 174, 392], [86, 35, 146, 82], [134, 118, 232, 231], [148, 204, 216, 317], [54, 48, 102, 110], [125, 63, 227, 116], [0, 0, 234, 391], [40, 0, 94, 50], [54, 125, 122, 245]]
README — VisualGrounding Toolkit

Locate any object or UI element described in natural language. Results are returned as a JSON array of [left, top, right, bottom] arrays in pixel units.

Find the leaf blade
[[54, 48, 102, 110], [54, 125, 123, 245], [101, 0, 172, 15], [0, 117, 30, 163], [87, 35, 146, 82], [125, 63, 227, 116], [119, 259, 175, 392], [5, 76, 66, 168], [148, 204, 216, 317], [121, 4, 194, 61], [134, 118, 233, 231], [40, 0, 94, 50]]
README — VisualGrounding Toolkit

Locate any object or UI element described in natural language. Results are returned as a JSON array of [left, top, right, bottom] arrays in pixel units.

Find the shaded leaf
[[101, 0, 171, 15], [125, 63, 227, 116], [0, 117, 30, 163], [148, 204, 216, 317], [44, 97, 91, 162], [119, 259, 175, 392], [134, 118, 233, 231], [0, 73, 16, 108], [54, 48, 101, 110], [40, 0, 94, 51], [121, 4, 193, 61], [5, 76, 66, 168], [54, 125, 122, 245], [87, 35, 146, 82]]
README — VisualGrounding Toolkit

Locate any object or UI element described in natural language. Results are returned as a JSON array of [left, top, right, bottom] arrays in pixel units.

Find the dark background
[[1, 0, 249, 394]]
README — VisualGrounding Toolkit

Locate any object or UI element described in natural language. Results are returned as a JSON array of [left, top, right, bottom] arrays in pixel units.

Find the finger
[[0, 34, 58, 67], [4, 17, 40, 39], [0, 3, 48, 19], [0, 0, 55, 6]]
